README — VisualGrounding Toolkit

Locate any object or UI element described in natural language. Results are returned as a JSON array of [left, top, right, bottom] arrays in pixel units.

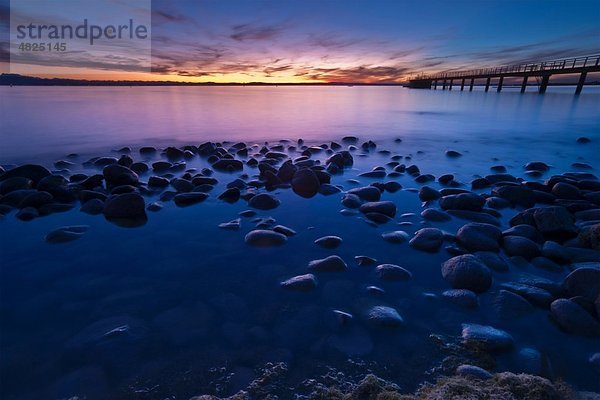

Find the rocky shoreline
[[1, 136, 599, 398]]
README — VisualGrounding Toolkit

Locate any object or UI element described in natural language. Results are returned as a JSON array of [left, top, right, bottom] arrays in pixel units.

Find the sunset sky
[[1, 0, 599, 83]]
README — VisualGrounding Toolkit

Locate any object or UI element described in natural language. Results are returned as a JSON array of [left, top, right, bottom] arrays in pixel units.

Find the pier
[[408, 54, 600, 94]]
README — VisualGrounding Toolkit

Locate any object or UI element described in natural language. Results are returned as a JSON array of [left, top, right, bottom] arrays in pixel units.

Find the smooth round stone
[[493, 289, 535, 319], [248, 193, 280, 210], [291, 168, 320, 198], [439, 193, 485, 211], [102, 164, 138, 186], [500, 282, 553, 308], [347, 186, 381, 202], [218, 187, 241, 203], [421, 208, 451, 222], [341, 193, 362, 209], [173, 192, 208, 207], [218, 218, 241, 230], [441, 289, 479, 309], [456, 364, 493, 380], [419, 186, 441, 201], [456, 223, 502, 252], [461, 323, 514, 351], [503, 224, 542, 242], [212, 159, 243, 172], [332, 310, 353, 325], [532, 206, 577, 239], [19, 191, 54, 209], [308, 255, 347, 272], [0, 164, 51, 185], [355, 256, 377, 266], [45, 225, 89, 243], [272, 225, 296, 237], [531, 256, 562, 272], [244, 230, 287, 247], [375, 264, 412, 281], [441, 254, 492, 293], [445, 150, 462, 158], [16, 207, 38, 221], [447, 209, 500, 226], [381, 231, 409, 244], [102, 193, 147, 227], [171, 178, 194, 192], [239, 210, 256, 217], [359, 201, 396, 218], [366, 306, 404, 327], [563, 267, 600, 303], [314, 235, 343, 249], [80, 198, 105, 215], [148, 176, 169, 187], [0, 177, 32, 195], [550, 299, 600, 337], [146, 201, 163, 212], [552, 182, 581, 200], [409, 228, 443, 252], [524, 161, 550, 172], [280, 274, 317, 291], [515, 347, 545, 375], [474, 251, 509, 272], [503, 236, 540, 259], [319, 184, 341, 195]]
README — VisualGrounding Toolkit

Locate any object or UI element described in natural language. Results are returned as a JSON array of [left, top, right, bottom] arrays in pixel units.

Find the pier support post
[[497, 76, 504, 92], [469, 78, 474, 91], [449, 79, 453, 90], [442, 80, 446, 90], [575, 72, 587, 95], [520, 76, 528, 93], [460, 78, 465, 91], [433, 80, 437, 90], [484, 77, 491, 92], [539, 75, 550, 94]]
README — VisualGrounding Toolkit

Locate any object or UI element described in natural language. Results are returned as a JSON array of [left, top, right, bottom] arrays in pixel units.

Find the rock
[[102, 193, 147, 227], [441, 254, 493, 293], [248, 193, 280, 210], [500, 282, 553, 308], [447, 210, 500, 226], [409, 228, 444, 252], [19, 191, 53, 209], [532, 206, 577, 239], [563, 267, 600, 302], [486, 196, 511, 209], [341, 193, 363, 209], [359, 169, 386, 178], [524, 161, 550, 172], [493, 185, 536, 208], [442, 289, 479, 309], [308, 255, 347, 272], [503, 224, 542, 242], [579, 223, 600, 250], [171, 178, 194, 192], [80, 198, 104, 215], [366, 306, 404, 327], [456, 365, 493, 380], [291, 168, 320, 198], [102, 164, 138, 187], [0, 177, 32, 194], [314, 236, 342, 249], [439, 193, 485, 211], [272, 225, 296, 237], [280, 274, 317, 291], [445, 150, 462, 158], [375, 264, 412, 281], [148, 176, 169, 187], [16, 207, 38, 221], [244, 230, 287, 247], [359, 201, 396, 218], [493, 289, 535, 319], [550, 299, 600, 337], [319, 184, 341, 195], [474, 251, 509, 272], [146, 201, 163, 212], [456, 223, 502, 252], [45, 225, 89, 243], [381, 231, 409, 243], [552, 182, 581, 200], [0, 164, 51, 185], [383, 181, 402, 192], [577, 136, 591, 144], [218, 218, 241, 230], [503, 236, 540, 259], [218, 187, 240, 203], [347, 186, 381, 202], [461, 323, 514, 351], [421, 208, 451, 222], [212, 159, 243, 172], [173, 193, 208, 207], [531, 256, 562, 272], [355, 256, 377, 266], [515, 347, 545, 375], [0, 189, 37, 207]]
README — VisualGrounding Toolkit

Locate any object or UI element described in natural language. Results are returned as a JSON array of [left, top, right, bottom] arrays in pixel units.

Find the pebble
[[272, 225, 296, 237], [442, 289, 479, 309], [244, 230, 287, 247], [218, 218, 241, 230], [248, 193, 280, 210], [493, 289, 535, 319], [461, 323, 514, 351], [381, 231, 409, 243], [445, 150, 462, 158], [456, 222, 502, 252], [421, 208, 451, 222], [474, 251, 509, 272], [308, 255, 347, 272], [341, 193, 363, 209], [409, 228, 443, 252], [366, 306, 404, 327], [563, 267, 600, 303], [280, 274, 317, 291], [45, 225, 89, 243], [359, 201, 397, 218], [16, 207, 38, 221], [314, 236, 343, 249], [173, 192, 208, 207], [375, 264, 412, 281], [441, 254, 493, 293], [419, 186, 441, 201], [439, 193, 485, 211]]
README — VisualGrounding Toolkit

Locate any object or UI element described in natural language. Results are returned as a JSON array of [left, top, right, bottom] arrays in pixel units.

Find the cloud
[[230, 23, 283, 41]]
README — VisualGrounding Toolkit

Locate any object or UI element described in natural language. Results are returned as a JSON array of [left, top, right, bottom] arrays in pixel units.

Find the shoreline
[[1, 137, 599, 399]]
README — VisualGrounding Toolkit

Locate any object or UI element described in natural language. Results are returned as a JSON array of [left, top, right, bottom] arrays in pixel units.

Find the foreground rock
[[102, 193, 147, 227], [45, 225, 89, 243], [244, 230, 287, 247], [409, 228, 443, 252], [550, 299, 600, 337], [314, 236, 343, 249], [456, 223, 502, 252], [375, 264, 412, 281], [280, 274, 317, 291], [248, 193, 280, 210], [308, 255, 347, 272], [461, 323, 514, 351], [442, 254, 493, 293], [366, 306, 405, 327]]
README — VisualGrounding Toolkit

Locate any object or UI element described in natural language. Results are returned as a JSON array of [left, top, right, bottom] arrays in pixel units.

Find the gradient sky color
[[2, 0, 599, 82]]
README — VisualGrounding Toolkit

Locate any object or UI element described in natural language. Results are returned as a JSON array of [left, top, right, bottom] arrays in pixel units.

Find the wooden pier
[[408, 54, 600, 94]]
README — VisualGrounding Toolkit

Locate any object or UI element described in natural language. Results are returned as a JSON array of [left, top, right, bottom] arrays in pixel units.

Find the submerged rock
[[291, 168, 320, 198], [308, 255, 347, 272], [248, 193, 280, 210], [45, 225, 89, 244], [218, 218, 241, 230], [442, 289, 479, 309], [173, 192, 208, 207], [280, 274, 317, 291], [409, 228, 443, 252], [375, 264, 412, 281], [314, 235, 343, 249], [244, 230, 287, 247], [456, 223, 502, 252], [442, 254, 493, 293], [366, 306, 404, 327], [456, 364, 493, 380], [381, 231, 409, 243], [550, 299, 600, 337], [103, 193, 147, 227]]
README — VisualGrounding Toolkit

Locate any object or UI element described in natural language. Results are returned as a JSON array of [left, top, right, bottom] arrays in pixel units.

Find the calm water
[[0, 86, 599, 399]]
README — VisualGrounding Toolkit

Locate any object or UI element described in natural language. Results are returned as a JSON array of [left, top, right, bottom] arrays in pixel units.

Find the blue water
[[0, 86, 599, 399]]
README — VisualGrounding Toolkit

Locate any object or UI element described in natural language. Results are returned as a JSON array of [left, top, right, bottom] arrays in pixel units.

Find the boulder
[[441, 254, 493, 293]]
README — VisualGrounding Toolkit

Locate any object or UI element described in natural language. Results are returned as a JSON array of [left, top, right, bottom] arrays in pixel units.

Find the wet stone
[[280, 274, 317, 291], [421, 208, 451, 222], [442, 254, 493, 293], [409, 228, 443, 252], [375, 264, 412, 281], [456, 223, 502, 252], [366, 306, 404, 327], [308, 255, 347, 272], [381, 231, 409, 244], [45, 225, 89, 244], [244, 230, 287, 247], [80, 198, 104, 215], [16, 207, 38, 221], [461, 323, 514, 352], [442, 289, 479, 309], [355, 255, 377, 266], [314, 236, 342, 249], [503, 236, 540, 259], [173, 192, 208, 207], [218, 218, 241, 230], [272, 225, 296, 237], [248, 193, 280, 210], [456, 365, 493, 380], [551, 299, 600, 337]]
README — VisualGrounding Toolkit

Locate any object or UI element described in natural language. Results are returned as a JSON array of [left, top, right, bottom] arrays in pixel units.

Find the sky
[[1, 0, 599, 83]]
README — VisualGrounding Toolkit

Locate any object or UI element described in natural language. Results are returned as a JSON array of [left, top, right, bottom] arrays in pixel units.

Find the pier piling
[[484, 77, 491, 92], [575, 72, 587, 95], [539, 75, 550, 94], [520, 76, 528, 93]]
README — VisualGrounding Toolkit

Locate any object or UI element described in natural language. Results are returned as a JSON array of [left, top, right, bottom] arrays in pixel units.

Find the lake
[[0, 86, 599, 399]]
